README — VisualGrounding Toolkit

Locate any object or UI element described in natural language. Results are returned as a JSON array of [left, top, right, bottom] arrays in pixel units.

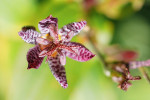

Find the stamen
[[58, 34, 61, 41]]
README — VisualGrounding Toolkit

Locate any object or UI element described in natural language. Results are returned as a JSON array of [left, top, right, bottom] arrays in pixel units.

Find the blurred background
[[1, 0, 150, 100]]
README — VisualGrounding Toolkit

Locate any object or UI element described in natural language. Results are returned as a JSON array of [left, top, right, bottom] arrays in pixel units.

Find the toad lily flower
[[18, 15, 95, 88]]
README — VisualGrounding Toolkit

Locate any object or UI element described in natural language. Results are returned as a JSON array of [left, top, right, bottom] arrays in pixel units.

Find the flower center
[[39, 33, 78, 58], [51, 51, 58, 57], [41, 33, 53, 41]]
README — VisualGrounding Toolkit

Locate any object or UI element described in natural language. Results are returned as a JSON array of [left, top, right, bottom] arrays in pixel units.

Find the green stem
[[86, 30, 108, 71]]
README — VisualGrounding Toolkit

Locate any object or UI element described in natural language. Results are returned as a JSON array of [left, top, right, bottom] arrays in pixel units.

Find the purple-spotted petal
[[38, 15, 58, 34], [27, 45, 44, 69], [59, 21, 87, 42], [18, 26, 41, 44], [129, 59, 150, 69], [49, 24, 59, 43], [48, 55, 68, 88], [63, 42, 95, 62], [36, 37, 51, 45], [38, 15, 59, 42], [59, 52, 66, 66], [39, 49, 48, 57]]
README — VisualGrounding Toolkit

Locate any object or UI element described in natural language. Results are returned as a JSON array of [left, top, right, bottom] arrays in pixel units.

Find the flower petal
[[38, 15, 59, 43], [39, 48, 48, 57], [27, 45, 44, 69], [59, 51, 66, 66], [121, 50, 138, 62], [18, 26, 41, 44], [48, 55, 68, 88], [59, 21, 87, 42], [36, 37, 51, 45], [129, 59, 150, 69], [63, 42, 95, 62], [38, 15, 58, 34]]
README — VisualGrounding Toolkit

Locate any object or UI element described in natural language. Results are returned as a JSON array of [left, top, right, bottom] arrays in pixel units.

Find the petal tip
[[91, 54, 96, 58], [46, 15, 58, 23], [82, 20, 87, 25], [18, 31, 24, 37], [27, 65, 39, 70], [62, 84, 68, 88], [86, 53, 95, 61], [47, 15, 52, 19]]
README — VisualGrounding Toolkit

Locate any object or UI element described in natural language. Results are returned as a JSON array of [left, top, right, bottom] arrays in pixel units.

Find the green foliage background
[[0, 0, 150, 100]]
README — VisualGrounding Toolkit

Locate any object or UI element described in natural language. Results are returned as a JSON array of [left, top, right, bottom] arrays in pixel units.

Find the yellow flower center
[[41, 34, 53, 41]]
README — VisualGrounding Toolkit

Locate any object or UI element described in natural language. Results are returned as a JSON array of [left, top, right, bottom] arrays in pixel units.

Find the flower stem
[[139, 67, 150, 83], [86, 29, 108, 71]]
